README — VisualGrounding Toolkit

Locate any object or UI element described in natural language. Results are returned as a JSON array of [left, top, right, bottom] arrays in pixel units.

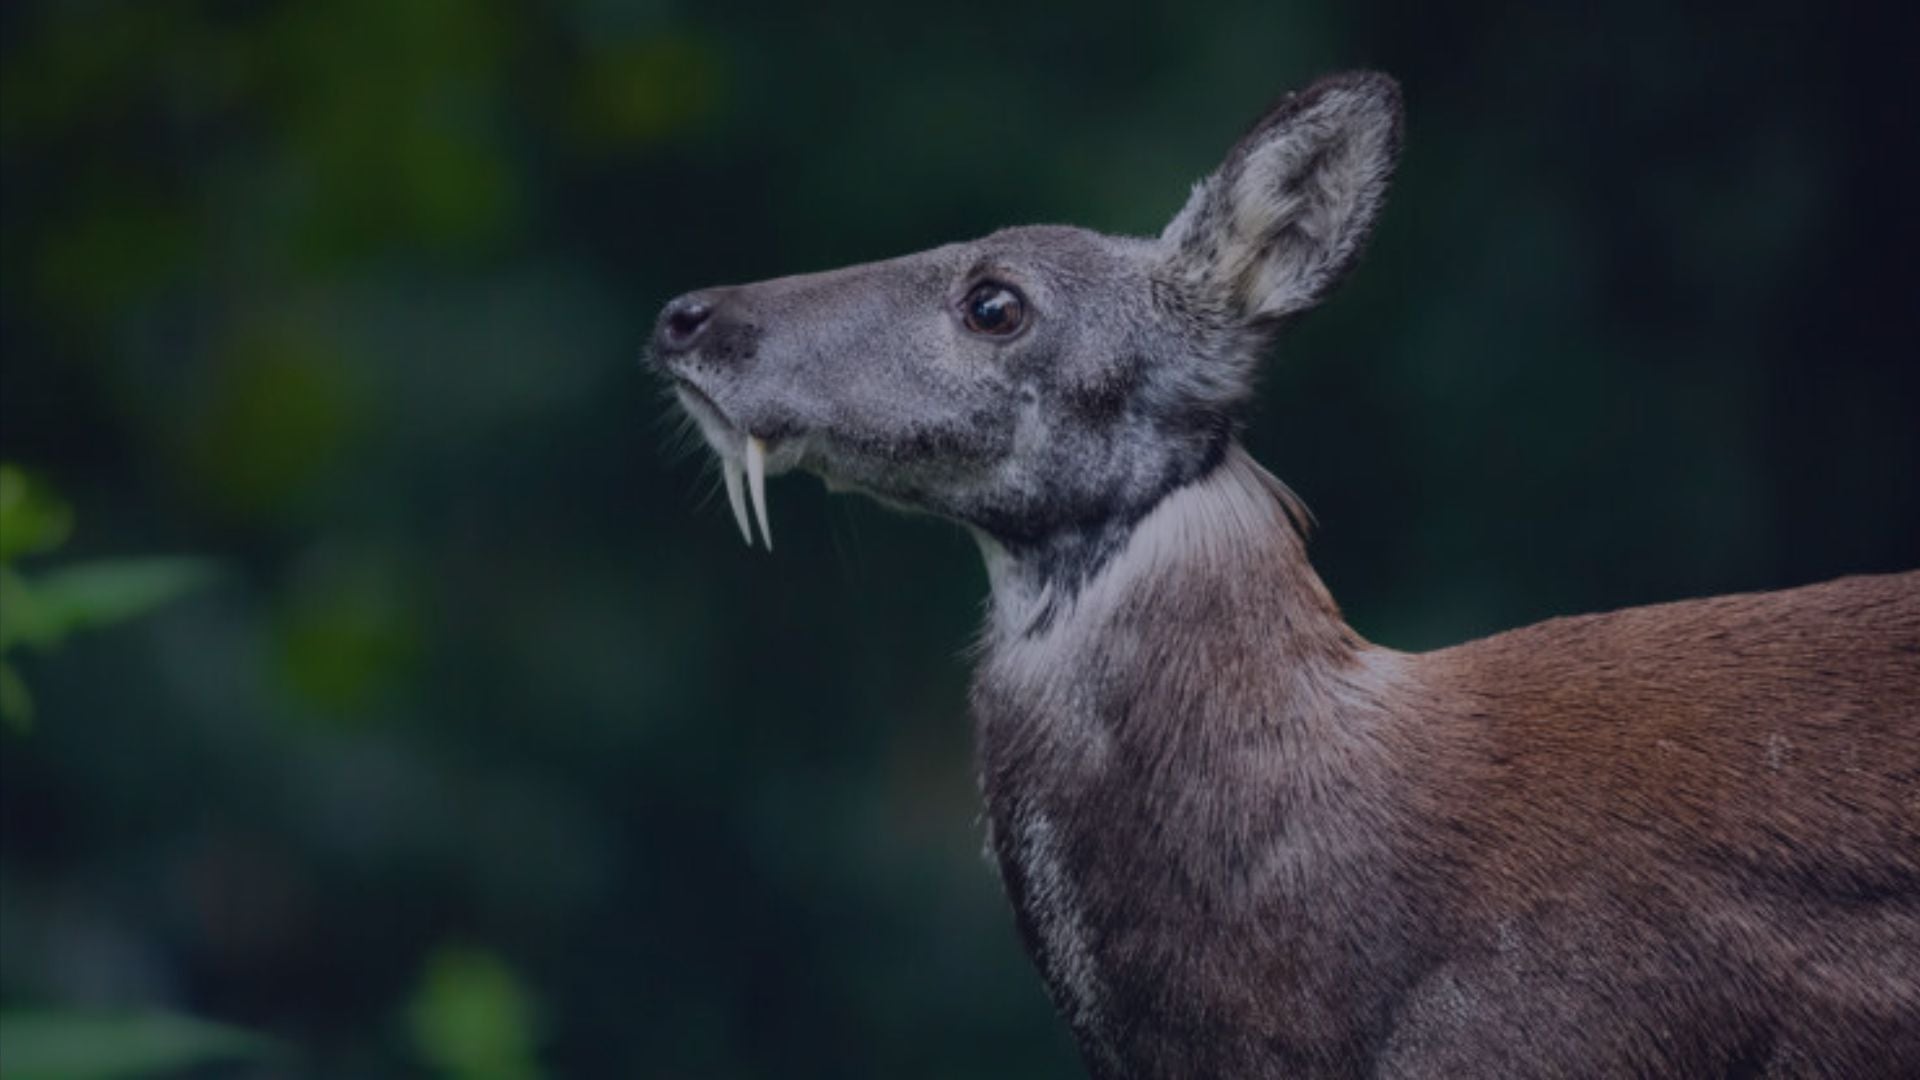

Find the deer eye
[[961, 283, 1027, 337]]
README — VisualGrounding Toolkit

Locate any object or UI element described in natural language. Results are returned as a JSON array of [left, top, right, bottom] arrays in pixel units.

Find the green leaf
[[0, 1010, 276, 1079], [0, 465, 74, 562], [2, 559, 217, 651], [406, 947, 545, 1080]]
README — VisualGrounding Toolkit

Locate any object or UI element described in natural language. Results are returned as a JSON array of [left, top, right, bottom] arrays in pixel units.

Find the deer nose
[[655, 294, 716, 354]]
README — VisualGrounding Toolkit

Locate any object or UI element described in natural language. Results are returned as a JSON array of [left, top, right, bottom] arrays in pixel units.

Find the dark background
[[2, 1, 1915, 1076]]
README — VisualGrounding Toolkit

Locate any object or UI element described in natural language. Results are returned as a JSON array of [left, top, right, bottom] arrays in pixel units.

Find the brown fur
[[973, 447, 1920, 1078]]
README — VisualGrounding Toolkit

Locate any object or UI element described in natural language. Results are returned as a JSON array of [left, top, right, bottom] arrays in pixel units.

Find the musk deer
[[649, 72, 1920, 1079]]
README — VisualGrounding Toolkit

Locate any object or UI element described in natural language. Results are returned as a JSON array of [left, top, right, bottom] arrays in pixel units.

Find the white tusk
[[722, 458, 753, 546], [746, 436, 771, 551]]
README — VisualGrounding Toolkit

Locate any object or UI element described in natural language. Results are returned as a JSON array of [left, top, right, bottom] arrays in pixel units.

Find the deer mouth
[[670, 379, 800, 551]]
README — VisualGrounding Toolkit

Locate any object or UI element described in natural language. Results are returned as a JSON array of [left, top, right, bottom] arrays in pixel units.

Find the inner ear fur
[[1161, 71, 1403, 323]]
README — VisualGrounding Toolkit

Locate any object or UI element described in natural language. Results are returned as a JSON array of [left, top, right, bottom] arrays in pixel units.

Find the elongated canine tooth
[[722, 460, 753, 546], [746, 437, 771, 551]]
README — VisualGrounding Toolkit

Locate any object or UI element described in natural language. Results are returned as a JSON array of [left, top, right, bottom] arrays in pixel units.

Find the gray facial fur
[[651, 73, 1402, 620]]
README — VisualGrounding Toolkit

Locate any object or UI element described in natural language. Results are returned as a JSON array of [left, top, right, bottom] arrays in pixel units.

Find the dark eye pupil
[[965, 285, 1023, 335], [973, 294, 1010, 327]]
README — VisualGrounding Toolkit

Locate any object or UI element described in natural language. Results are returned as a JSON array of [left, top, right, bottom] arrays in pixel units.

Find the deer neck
[[973, 441, 1365, 714], [967, 440, 1390, 853], [967, 442, 1398, 1065]]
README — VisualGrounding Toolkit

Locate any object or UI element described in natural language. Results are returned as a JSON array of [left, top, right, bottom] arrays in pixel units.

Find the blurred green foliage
[[0, 1010, 274, 1079], [0, 466, 212, 728], [0, 467, 73, 561], [406, 947, 546, 1080], [1, 0, 1914, 1077]]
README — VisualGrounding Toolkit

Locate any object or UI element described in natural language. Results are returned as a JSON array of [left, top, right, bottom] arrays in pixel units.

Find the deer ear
[[1161, 72, 1402, 323]]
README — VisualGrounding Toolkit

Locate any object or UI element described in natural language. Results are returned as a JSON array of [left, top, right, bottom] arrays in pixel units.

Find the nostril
[[659, 297, 714, 350], [667, 303, 710, 340]]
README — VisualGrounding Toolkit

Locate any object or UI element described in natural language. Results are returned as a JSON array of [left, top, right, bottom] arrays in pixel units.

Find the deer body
[[652, 72, 1920, 1077], [976, 446, 1919, 1078]]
